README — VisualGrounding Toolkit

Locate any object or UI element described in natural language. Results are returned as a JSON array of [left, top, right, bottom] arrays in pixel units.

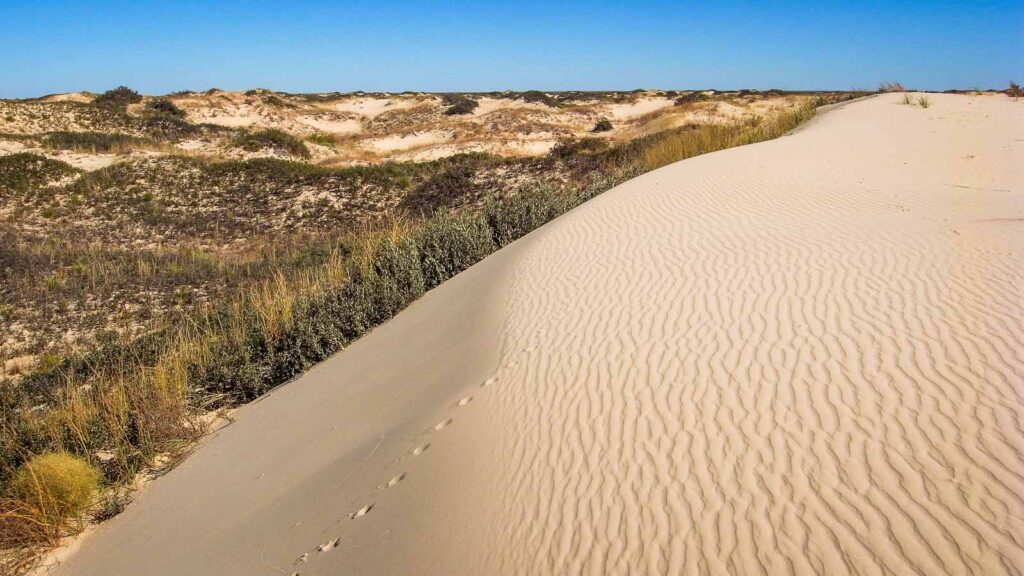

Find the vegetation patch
[[144, 98, 185, 118], [442, 94, 479, 116], [93, 86, 143, 110], [41, 131, 156, 153], [0, 153, 79, 195], [232, 128, 310, 158]]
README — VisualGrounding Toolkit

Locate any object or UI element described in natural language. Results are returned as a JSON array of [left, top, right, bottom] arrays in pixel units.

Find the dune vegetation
[[0, 89, 861, 569]]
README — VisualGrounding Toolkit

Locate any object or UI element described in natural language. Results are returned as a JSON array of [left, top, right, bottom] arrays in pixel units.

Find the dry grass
[[879, 81, 906, 93]]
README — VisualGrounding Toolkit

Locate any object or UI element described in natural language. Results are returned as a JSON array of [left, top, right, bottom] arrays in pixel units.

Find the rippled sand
[[51, 93, 1023, 576]]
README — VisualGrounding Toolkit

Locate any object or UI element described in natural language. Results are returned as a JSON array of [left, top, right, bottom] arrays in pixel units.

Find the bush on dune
[[442, 93, 479, 115], [232, 129, 311, 158], [417, 210, 495, 289], [2, 453, 101, 546], [93, 86, 143, 110]]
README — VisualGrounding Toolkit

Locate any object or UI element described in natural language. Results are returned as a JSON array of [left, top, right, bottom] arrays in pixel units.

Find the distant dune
[[49, 93, 1024, 575]]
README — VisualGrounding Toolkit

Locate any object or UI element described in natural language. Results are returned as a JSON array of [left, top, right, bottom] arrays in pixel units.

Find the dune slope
[[50, 93, 1023, 575]]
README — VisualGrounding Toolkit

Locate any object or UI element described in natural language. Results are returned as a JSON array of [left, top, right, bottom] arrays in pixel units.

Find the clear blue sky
[[2, 1, 1021, 98]]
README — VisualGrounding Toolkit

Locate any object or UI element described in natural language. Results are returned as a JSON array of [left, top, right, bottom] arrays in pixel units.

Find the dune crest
[[50, 93, 1024, 575]]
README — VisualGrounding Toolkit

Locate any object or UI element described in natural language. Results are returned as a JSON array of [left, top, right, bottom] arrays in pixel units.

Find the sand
[[47, 93, 1024, 575]]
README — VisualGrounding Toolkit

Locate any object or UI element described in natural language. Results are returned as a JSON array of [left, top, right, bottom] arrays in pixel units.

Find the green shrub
[[416, 210, 495, 288], [485, 188, 565, 247], [442, 94, 479, 115], [305, 133, 337, 147], [592, 118, 613, 132], [94, 86, 143, 109], [674, 92, 709, 105], [232, 129, 310, 158], [519, 90, 558, 107], [8, 453, 101, 526], [365, 234, 425, 321], [144, 98, 184, 118], [550, 137, 609, 161], [0, 153, 80, 194]]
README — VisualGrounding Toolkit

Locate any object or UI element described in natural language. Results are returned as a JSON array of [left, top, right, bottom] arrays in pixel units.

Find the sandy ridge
[[49, 93, 1024, 575]]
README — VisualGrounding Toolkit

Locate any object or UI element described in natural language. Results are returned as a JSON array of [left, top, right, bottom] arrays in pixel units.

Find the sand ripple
[[480, 94, 1024, 575]]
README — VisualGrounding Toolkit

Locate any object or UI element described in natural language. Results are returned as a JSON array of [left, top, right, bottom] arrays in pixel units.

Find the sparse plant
[[879, 81, 906, 93], [917, 95, 931, 108], [592, 118, 613, 132]]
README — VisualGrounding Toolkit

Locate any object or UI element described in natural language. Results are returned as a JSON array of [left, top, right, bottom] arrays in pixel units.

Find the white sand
[[48, 93, 1024, 575]]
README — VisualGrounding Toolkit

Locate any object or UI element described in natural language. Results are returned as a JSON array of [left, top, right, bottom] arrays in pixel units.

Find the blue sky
[[2, 1, 1021, 97]]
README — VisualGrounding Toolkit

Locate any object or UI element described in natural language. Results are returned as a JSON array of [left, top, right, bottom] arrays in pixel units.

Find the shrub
[[305, 133, 337, 147], [1006, 82, 1022, 98], [442, 93, 479, 115], [232, 129, 310, 158], [675, 92, 709, 105], [519, 90, 558, 107], [550, 137, 609, 161], [361, 231, 425, 323], [0, 153, 79, 194], [485, 188, 566, 247], [917, 95, 931, 108], [592, 118, 613, 132], [136, 113, 199, 140], [416, 210, 495, 288], [94, 86, 143, 109], [144, 98, 184, 118], [879, 81, 906, 93], [7, 453, 101, 539]]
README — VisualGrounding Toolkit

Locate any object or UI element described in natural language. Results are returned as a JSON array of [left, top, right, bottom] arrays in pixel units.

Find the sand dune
[[48, 93, 1024, 575]]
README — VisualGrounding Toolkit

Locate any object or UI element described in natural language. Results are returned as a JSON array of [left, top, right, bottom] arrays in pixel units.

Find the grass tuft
[[3, 453, 100, 546]]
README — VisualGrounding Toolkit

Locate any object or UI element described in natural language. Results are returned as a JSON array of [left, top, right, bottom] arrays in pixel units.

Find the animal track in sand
[[411, 444, 430, 456], [317, 538, 340, 553], [434, 419, 452, 431], [348, 504, 373, 519], [481, 377, 497, 388], [380, 473, 405, 489], [456, 396, 473, 407]]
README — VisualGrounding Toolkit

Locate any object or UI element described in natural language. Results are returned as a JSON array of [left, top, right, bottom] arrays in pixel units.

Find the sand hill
[[44, 93, 1024, 575]]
